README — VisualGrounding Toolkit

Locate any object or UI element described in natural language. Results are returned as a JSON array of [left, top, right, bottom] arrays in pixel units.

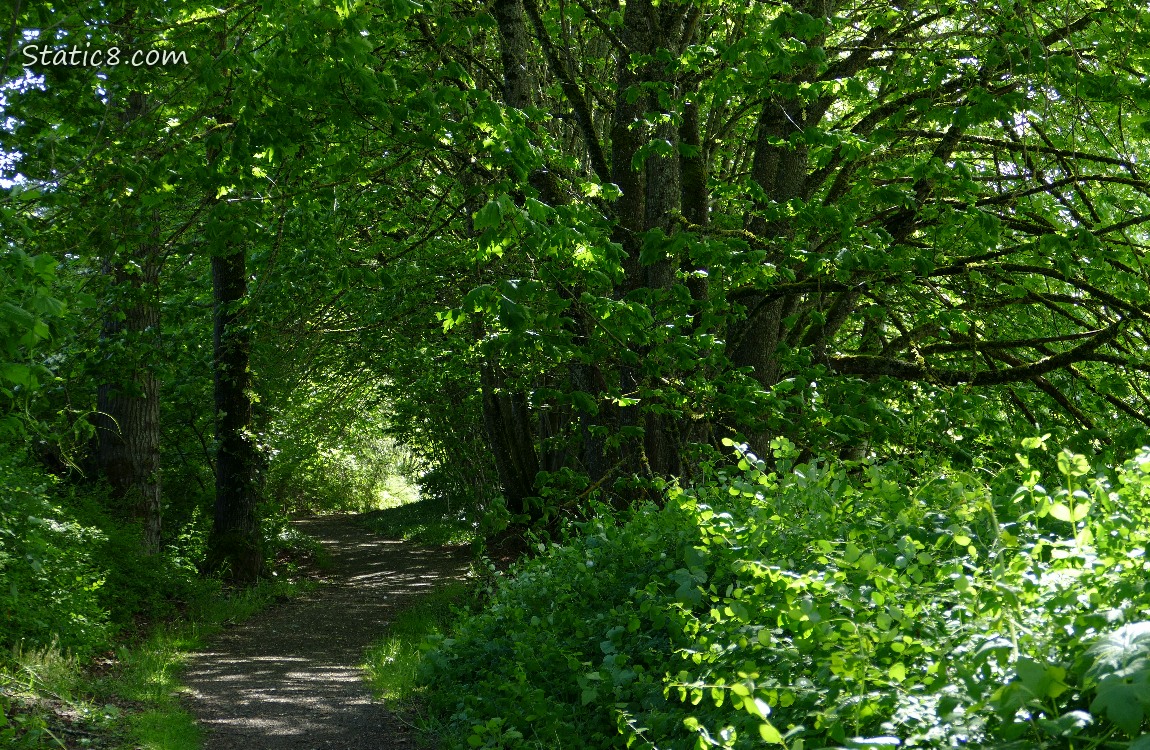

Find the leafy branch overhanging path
[[181, 516, 471, 750]]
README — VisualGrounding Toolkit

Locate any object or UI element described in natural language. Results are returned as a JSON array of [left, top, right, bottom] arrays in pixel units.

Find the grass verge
[[362, 580, 470, 708], [109, 578, 316, 748], [2, 576, 317, 750]]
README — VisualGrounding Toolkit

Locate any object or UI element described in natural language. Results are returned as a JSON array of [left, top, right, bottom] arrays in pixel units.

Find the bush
[[422, 440, 1150, 748], [89, 517, 204, 632], [0, 452, 109, 658], [262, 508, 332, 571], [0, 448, 215, 658]]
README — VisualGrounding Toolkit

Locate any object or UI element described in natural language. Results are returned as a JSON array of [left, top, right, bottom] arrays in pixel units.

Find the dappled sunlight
[[182, 516, 470, 749]]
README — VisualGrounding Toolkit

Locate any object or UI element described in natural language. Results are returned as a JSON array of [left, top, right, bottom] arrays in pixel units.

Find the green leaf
[[1048, 501, 1090, 523], [758, 721, 784, 744], [570, 391, 598, 415], [639, 230, 668, 266], [1057, 450, 1091, 478], [1036, 710, 1092, 738], [473, 199, 503, 230], [1091, 676, 1150, 734], [0, 364, 33, 387], [0, 302, 36, 328], [1021, 434, 1051, 450], [744, 696, 770, 719], [1087, 622, 1150, 681], [462, 284, 494, 312], [1016, 657, 1069, 699], [498, 297, 527, 330], [1129, 734, 1150, 750]]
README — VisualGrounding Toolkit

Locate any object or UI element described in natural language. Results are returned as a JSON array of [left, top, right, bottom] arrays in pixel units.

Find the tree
[[3, 5, 181, 550], [92, 91, 163, 554], [191, 0, 399, 578], [4, 0, 366, 576], [375, 0, 1150, 511]]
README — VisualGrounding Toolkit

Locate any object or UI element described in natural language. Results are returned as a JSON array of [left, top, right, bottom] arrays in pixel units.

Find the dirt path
[[181, 516, 471, 750]]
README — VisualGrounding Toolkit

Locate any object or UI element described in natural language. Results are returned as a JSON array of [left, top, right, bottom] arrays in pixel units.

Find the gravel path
[[181, 516, 471, 750]]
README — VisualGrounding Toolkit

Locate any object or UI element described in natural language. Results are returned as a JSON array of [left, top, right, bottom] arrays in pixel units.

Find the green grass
[[1, 577, 315, 750], [4, 642, 80, 700], [128, 709, 201, 750], [362, 580, 469, 704], [359, 493, 476, 547]]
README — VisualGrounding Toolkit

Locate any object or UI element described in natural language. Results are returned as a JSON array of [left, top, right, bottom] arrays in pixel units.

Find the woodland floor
[[181, 515, 472, 750]]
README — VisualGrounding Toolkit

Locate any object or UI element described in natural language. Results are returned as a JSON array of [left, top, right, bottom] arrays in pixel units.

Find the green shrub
[[0, 448, 215, 657], [52, 480, 209, 634], [422, 440, 1150, 749], [91, 520, 204, 632], [0, 452, 109, 658], [420, 489, 699, 747]]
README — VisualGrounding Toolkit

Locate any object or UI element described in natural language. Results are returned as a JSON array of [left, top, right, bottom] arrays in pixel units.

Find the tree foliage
[[346, 0, 1150, 511]]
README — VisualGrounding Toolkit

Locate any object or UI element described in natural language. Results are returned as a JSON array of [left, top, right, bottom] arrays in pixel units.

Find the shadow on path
[[181, 516, 471, 750]]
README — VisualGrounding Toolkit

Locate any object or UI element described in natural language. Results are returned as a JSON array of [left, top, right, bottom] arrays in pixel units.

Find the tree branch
[[897, 128, 1138, 171], [832, 318, 1123, 386], [920, 329, 1107, 355], [522, 0, 611, 183]]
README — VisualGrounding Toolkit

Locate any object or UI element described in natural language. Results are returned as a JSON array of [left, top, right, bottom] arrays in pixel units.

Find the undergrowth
[[0, 450, 326, 750], [421, 438, 1150, 749]]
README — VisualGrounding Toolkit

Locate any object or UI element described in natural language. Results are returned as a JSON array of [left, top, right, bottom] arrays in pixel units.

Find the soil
[[180, 515, 472, 750]]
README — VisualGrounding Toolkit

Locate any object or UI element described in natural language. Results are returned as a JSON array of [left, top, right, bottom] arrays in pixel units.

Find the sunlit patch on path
[[181, 516, 471, 750]]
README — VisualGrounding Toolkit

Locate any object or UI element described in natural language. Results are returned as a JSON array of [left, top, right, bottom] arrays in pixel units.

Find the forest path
[[181, 515, 471, 750]]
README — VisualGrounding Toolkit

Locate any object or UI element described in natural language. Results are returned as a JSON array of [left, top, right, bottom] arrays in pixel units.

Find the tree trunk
[[614, 0, 690, 479], [729, 0, 836, 454], [95, 221, 162, 552], [481, 363, 541, 518], [483, 0, 563, 512], [206, 246, 262, 583], [94, 92, 162, 553]]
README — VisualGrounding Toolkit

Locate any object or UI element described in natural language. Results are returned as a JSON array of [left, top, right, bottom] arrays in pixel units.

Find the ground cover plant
[[422, 438, 1150, 749]]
